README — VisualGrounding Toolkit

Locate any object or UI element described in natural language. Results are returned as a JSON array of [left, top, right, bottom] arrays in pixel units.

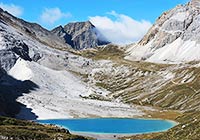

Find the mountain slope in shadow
[[0, 69, 39, 120]]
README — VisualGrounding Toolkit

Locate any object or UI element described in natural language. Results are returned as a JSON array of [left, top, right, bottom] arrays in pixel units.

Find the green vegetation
[[0, 116, 93, 140], [120, 112, 200, 140], [80, 44, 125, 60], [143, 67, 200, 111]]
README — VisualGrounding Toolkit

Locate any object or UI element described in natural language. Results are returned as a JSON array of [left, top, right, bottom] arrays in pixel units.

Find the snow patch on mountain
[[9, 59, 33, 81]]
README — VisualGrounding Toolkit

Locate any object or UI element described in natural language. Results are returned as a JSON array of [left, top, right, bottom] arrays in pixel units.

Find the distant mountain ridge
[[0, 7, 109, 52], [0, 8, 70, 50], [51, 21, 110, 50]]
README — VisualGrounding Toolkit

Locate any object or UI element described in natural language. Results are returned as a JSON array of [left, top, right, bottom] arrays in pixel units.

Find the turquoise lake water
[[37, 118, 176, 135]]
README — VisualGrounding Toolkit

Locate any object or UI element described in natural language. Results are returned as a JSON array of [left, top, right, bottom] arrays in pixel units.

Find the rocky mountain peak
[[52, 21, 109, 50], [63, 21, 94, 37], [51, 25, 74, 47]]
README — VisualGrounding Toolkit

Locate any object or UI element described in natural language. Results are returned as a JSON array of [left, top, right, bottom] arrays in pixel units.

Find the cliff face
[[126, 0, 200, 63], [52, 21, 109, 50]]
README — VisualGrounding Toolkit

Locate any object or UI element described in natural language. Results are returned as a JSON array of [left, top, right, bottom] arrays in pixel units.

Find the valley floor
[[9, 59, 149, 120]]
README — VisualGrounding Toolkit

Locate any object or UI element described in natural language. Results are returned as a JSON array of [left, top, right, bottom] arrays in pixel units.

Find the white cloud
[[40, 8, 71, 25], [0, 2, 23, 17], [89, 11, 152, 44]]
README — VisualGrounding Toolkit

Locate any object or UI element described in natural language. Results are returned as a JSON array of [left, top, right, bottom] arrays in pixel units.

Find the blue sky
[[0, 0, 189, 44]]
